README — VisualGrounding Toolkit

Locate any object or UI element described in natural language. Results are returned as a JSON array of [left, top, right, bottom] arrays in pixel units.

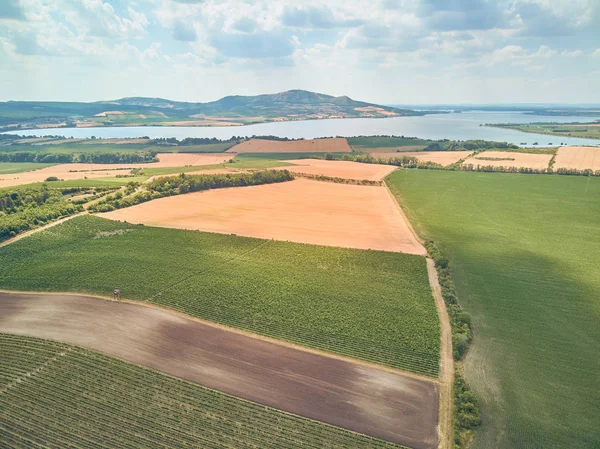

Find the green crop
[[0, 333, 407, 449], [387, 169, 600, 449], [0, 215, 440, 376]]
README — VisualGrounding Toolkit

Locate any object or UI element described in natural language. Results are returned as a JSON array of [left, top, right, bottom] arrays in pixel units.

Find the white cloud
[[560, 50, 583, 57], [0, 0, 598, 103]]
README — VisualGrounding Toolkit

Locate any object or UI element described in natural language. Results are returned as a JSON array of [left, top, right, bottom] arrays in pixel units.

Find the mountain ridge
[[0, 89, 429, 131]]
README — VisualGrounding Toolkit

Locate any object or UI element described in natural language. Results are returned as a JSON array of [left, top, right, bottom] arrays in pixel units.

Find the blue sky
[[0, 0, 599, 104]]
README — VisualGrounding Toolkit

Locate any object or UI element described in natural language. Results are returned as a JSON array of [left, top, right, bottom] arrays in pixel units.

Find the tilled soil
[[0, 292, 439, 449]]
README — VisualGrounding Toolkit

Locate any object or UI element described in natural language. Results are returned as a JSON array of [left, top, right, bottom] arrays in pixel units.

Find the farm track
[[0, 212, 87, 249], [0, 291, 440, 449], [384, 183, 453, 449]]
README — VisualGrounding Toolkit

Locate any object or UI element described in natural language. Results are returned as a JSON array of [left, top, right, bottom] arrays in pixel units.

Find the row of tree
[[0, 185, 101, 241], [425, 240, 481, 447], [461, 164, 600, 176], [424, 139, 519, 151], [89, 170, 294, 213], [0, 151, 157, 164]]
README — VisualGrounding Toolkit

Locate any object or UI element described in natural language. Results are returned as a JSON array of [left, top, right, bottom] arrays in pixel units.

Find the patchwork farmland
[[0, 215, 440, 376], [0, 293, 439, 448], [0, 333, 411, 449], [2, 129, 598, 449], [0, 153, 234, 188]]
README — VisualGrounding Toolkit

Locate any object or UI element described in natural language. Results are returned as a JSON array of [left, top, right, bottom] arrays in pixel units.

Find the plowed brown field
[[554, 146, 600, 170], [227, 138, 351, 153], [100, 178, 426, 255], [0, 292, 439, 448]]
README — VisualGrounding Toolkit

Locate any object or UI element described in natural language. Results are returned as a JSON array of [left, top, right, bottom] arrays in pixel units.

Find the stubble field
[[0, 153, 234, 188], [278, 158, 397, 180], [554, 146, 600, 170], [99, 178, 425, 255], [227, 138, 352, 153], [463, 151, 553, 169]]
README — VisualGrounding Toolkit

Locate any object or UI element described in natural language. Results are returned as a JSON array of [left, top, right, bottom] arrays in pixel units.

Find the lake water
[[7, 111, 600, 147]]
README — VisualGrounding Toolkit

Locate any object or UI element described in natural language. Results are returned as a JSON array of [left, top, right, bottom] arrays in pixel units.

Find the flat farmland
[[227, 138, 352, 153], [280, 158, 396, 180], [387, 170, 600, 449], [100, 178, 425, 255], [372, 151, 473, 166], [0, 293, 439, 448], [0, 153, 234, 188], [462, 151, 552, 169], [0, 215, 439, 376], [554, 146, 600, 170], [0, 162, 56, 175], [0, 333, 410, 449]]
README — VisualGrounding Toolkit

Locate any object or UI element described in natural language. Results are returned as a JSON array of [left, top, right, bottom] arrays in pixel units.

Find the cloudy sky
[[1, 0, 599, 104]]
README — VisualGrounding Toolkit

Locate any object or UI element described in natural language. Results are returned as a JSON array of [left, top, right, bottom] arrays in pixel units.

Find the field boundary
[[0, 288, 439, 385], [0, 212, 87, 249], [384, 182, 453, 449]]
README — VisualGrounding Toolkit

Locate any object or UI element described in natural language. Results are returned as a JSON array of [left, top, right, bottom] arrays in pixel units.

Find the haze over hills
[[0, 90, 429, 131]]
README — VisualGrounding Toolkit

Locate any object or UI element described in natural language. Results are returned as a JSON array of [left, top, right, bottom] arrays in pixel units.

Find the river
[[6, 111, 600, 147]]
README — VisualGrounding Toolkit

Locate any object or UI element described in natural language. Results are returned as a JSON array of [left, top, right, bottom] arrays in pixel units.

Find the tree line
[[88, 170, 294, 213], [425, 240, 480, 448], [424, 139, 519, 151], [0, 152, 157, 164], [0, 185, 99, 241]]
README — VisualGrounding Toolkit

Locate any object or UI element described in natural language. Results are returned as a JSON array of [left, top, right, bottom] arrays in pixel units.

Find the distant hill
[[0, 90, 429, 131]]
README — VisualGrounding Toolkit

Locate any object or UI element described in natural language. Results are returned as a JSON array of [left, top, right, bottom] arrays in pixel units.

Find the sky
[[0, 0, 599, 104]]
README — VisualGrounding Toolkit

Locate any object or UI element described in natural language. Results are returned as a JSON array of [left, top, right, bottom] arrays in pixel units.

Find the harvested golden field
[[372, 151, 473, 166], [554, 146, 600, 170], [0, 153, 233, 188], [463, 151, 552, 169], [100, 178, 426, 255], [228, 138, 352, 153], [280, 158, 396, 181]]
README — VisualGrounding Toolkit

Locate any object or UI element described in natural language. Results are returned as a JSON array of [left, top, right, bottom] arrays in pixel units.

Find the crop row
[[0, 333, 406, 449], [0, 215, 441, 377]]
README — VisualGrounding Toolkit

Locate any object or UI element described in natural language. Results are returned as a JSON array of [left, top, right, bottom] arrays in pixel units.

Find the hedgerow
[[88, 170, 294, 213], [424, 240, 481, 447]]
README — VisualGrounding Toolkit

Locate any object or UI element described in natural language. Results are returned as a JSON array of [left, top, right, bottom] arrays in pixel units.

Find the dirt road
[[0, 292, 439, 449]]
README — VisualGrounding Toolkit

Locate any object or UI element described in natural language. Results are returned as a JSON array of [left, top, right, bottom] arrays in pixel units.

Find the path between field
[[0, 212, 86, 249], [384, 184, 453, 449], [0, 291, 439, 449]]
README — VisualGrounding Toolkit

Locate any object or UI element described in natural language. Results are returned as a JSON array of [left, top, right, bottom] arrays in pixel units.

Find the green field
[[487, 123, 600, 140], [348, 136, 432, 151], [0, 215, 440, 376], [386, 170, 600, 449], [3, 141, 237, 155], [0, 333, 405, 449], [0, 162, 55, 174]]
